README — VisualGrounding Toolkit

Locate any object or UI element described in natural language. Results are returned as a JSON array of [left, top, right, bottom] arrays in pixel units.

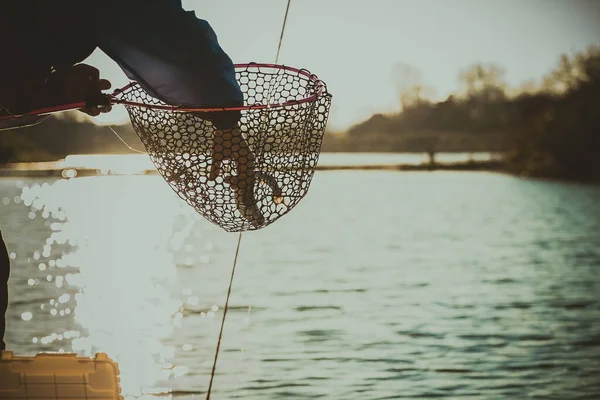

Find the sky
[[85, 0, 600, 131]]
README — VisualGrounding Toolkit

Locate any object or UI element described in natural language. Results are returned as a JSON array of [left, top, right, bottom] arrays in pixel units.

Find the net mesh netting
[[116, 64, 332, 232]]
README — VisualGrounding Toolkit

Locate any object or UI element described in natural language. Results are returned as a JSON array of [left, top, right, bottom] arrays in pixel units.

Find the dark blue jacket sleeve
[[96, 0, 243, 111]]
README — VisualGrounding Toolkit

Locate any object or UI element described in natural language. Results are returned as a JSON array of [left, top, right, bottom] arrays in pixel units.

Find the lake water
[[1, 158, 600, 399]]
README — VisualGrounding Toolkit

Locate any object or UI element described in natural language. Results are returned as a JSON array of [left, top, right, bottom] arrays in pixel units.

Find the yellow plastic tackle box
[[0, 351, 123, 399]]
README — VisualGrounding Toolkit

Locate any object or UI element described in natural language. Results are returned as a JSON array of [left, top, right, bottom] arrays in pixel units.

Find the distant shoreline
[[0, 159, 505, 178]]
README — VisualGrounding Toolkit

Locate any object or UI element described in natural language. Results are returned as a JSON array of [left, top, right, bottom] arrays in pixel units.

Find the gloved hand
[[49, 63, 113, 116]]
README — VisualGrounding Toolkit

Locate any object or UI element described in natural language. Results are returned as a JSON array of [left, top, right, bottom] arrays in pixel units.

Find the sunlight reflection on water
[[18, 177, 196, 398]]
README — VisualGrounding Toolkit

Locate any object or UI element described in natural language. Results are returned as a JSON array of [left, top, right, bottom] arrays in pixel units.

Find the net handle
[[0, 63, 328, 121]]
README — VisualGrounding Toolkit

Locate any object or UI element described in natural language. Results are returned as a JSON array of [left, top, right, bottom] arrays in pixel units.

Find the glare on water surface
[[17, 175, 199, 398]]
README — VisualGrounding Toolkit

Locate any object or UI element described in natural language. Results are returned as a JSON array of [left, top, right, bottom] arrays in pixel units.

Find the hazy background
[[81, 0, 600, 130], [2, 1, 600, 399], [3, 0, 600, 182]]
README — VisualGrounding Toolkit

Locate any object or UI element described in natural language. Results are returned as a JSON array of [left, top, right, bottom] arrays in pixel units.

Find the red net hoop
[[113, 63, 332, 232]]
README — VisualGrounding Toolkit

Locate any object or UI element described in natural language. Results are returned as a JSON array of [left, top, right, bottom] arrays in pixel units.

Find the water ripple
[[3, 171, 600, 399]]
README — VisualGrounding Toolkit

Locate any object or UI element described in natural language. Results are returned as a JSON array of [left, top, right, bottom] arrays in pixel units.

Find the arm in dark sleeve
[[96, 0, 243, 128]]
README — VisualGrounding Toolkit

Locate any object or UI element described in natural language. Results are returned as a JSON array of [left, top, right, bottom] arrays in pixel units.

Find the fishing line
[[205, 230, 242, 400], [107, 125, 146, 154], [205, 1, 292, 399]]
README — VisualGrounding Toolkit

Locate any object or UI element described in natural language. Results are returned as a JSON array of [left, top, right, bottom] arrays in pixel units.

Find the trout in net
[[116, 63, 332, 232]]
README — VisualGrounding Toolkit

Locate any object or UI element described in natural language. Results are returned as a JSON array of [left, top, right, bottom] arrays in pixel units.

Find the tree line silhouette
[[1, 45, 599, 182], [324, 45, 600, 182]]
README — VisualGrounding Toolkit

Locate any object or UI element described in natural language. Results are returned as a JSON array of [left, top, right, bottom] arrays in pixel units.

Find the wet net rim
[[109, 62, 330, 113]]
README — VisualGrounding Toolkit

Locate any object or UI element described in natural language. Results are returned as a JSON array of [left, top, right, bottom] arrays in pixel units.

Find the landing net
[[114, 63, 331, 232]]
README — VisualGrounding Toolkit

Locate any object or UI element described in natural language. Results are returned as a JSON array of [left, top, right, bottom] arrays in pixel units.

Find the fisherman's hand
[[209, 127, 255, 180], [209, 127, 266, 226], [56, 64, 112, 117]]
